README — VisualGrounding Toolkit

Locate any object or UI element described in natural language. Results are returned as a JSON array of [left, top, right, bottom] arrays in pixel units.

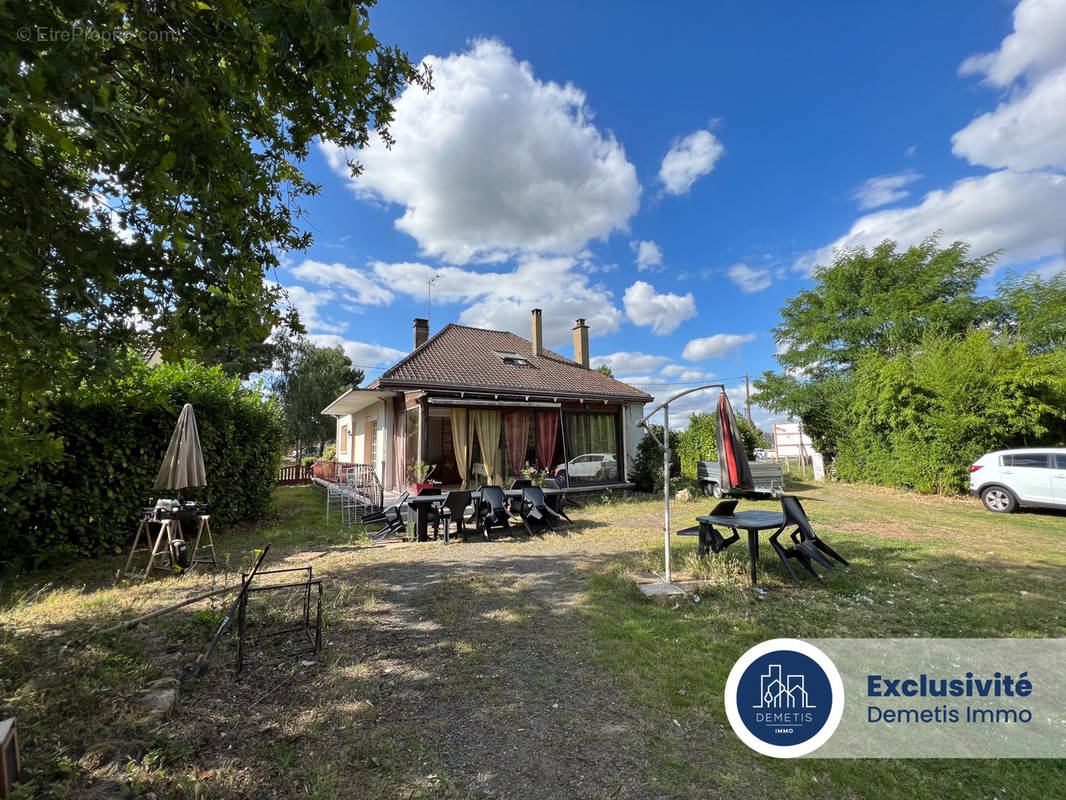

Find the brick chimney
[[572, 318, 589, 368], [531, 308, 543, 356], [413, 318, 429, 350]]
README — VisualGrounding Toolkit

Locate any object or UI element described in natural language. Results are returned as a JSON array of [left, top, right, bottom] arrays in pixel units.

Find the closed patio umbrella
[[154, 403, 207, 492], [716, 392, 753, 493]]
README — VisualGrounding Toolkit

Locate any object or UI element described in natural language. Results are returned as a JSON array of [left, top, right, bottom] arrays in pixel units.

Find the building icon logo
[[725, 639, 843, 758], [757, 663, 814, 710]]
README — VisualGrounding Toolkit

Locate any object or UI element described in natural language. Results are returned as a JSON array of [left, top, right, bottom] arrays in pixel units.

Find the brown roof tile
[[370, 324, 652, 402]]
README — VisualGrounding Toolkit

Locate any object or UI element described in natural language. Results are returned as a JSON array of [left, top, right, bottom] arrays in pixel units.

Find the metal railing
[[311, 461, 383, 512]]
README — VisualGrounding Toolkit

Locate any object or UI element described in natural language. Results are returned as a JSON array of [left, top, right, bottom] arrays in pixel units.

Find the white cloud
[[959, 0, 1066, 87], [321, 39, 640, 264], [370, 257, 622, 348], [591, 351, 671, 374], [953, 0, 1066, 173], [305, 334, 407, 367], [727, 263, 773, 293], [682, 333, 757, 361], [852, 171, 922, 210], [797, 170, 1066, 274], [659, 129, 724, 195], [290, 260, 394, 305], [952, 65, 1066, 171], [631, 239, 663, 271], [797, 2, 1066, 278], [904, 145, 917, 158], [282, 285, 346, 334], [622, 280, 697, 335]]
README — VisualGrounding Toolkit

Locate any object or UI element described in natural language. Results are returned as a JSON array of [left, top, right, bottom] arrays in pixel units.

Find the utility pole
[[427, 273, 441, 329], [745, 374, 753, 426]]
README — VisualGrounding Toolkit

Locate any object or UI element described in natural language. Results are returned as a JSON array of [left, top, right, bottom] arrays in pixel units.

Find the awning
[[427, 397, 560, 409], [321, 389, 400, 416]]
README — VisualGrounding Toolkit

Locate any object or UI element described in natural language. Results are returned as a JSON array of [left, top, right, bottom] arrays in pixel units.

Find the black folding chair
[[544, 477, 582, 514], [366, 491, 409, 540], [518, 487, 563, 535], [769, 495, 848, 584], [677, 500, 740, 555], [439, 491, 473, 544], [474, 486, 515, 540]]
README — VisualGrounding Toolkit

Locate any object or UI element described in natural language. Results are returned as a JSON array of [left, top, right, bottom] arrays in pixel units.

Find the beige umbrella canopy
[[154, 403, 207, 492]]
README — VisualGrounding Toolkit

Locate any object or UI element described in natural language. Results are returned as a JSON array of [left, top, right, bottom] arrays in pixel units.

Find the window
[[1005, 453, 1050, 468], [339, 425, 348, 454], [368, 418, 378, 467], [494, 350, 531, 366], [563, 411, 620, 483], [1055, 454, 1066, 470]]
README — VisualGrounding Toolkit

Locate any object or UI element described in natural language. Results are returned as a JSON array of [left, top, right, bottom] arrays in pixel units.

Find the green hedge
[[2, 360, 283, 568]]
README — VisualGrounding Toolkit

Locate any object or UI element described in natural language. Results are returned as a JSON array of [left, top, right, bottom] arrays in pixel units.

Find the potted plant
[[521, 461, 549, 487], [408, 461, 437, 494]]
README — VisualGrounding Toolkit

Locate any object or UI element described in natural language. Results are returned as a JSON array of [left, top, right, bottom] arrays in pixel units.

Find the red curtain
[[503, 411, 532, 479], [535, 412, 558, 471]]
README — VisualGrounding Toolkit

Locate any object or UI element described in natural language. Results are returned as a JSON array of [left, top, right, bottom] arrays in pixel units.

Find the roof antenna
[[427, 273, 441, 329]]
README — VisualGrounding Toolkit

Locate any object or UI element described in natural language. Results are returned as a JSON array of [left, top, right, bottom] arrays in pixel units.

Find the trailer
[[697, 460, 784, 498]]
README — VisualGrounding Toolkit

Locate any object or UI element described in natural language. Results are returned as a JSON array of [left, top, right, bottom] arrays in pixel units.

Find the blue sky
[[275, 0, 1066, 429]]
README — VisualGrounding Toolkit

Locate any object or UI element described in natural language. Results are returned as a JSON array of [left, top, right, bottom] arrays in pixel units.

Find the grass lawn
[[1, 481, 1064, 798]]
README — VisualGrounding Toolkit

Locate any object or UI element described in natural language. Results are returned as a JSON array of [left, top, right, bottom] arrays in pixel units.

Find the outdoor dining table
[[404, 487, 571, 542], [405, 493, 448, 542], [694, 509, 785, 587]]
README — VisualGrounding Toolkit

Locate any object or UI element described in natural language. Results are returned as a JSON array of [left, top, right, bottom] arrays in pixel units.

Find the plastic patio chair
[[366, 491, 409, 540], [474, 486, 515, 540], [518, 486, 564, 535], [768, 495, 848, 584], [438, 490, 473, 544]]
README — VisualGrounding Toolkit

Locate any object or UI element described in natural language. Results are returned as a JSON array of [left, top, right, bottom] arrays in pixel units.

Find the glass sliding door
[[562, 411, 620, 484]]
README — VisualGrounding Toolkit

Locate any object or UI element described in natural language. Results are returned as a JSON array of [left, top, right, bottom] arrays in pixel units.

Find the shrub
[[1, 360, 283, 568], [835, 330, 1066, 493], [630, 425, 680, 493], [676, 411, 761, 476]]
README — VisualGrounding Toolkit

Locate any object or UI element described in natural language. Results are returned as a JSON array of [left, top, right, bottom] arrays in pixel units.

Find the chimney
[[572, 318, 590, 368], [413, 318, 429, 350], [531, 308, 543, 356]]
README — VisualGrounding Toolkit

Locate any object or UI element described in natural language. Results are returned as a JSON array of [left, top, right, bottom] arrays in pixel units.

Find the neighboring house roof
[[370, 324, 652, 402]]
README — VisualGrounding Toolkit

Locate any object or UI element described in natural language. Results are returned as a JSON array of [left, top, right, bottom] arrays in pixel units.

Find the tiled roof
[[370, 324, 652, 402]]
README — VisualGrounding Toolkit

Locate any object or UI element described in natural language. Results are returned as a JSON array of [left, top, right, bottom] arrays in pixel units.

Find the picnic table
[[405, 487, 570, 542], [690, 509, 785, 587]]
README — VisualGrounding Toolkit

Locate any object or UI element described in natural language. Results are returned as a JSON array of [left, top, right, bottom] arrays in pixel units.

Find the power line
[[622, 373, 750, 389]]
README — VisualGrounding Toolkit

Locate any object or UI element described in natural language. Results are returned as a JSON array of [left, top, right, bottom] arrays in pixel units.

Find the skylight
[[495, 351, 531, 366]]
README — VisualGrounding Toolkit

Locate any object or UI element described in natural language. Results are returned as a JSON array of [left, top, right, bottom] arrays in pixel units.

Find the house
[[322, 309, 653, 492]]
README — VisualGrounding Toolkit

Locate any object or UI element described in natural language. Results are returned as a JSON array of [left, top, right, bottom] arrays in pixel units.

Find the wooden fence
[[277, 464, 313, 486]]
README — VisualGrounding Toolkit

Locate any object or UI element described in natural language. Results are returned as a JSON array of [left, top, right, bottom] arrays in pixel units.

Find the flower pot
[[412, 483, 435, 495]]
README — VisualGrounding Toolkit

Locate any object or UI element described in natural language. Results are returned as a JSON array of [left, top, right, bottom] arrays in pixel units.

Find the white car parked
[[555, 453, 617, 482], [969, 448, 1066, 513]]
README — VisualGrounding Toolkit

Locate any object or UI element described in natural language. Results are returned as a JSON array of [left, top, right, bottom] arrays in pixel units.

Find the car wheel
[[701, 481, 714, 497], [711, 482, 724, 499], [981, 486, 1017, 513]]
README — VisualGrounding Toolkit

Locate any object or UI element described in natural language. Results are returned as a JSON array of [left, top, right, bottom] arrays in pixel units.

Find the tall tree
[[0, 0, 428, 476], [771, 236, 997, 380], [273, 338, 363, 457], [995, 270, 1066, 354]]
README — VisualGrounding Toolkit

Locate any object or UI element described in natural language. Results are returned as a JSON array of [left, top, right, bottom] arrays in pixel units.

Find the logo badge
[[725, 638, 844, 757]]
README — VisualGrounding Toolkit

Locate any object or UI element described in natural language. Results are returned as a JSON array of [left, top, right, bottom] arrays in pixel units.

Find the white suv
[[969, 448, 1066, 513]]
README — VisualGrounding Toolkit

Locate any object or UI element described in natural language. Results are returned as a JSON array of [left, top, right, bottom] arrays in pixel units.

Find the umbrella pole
[[663, 404, 671, 583], [636, 383, 728, 588]]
